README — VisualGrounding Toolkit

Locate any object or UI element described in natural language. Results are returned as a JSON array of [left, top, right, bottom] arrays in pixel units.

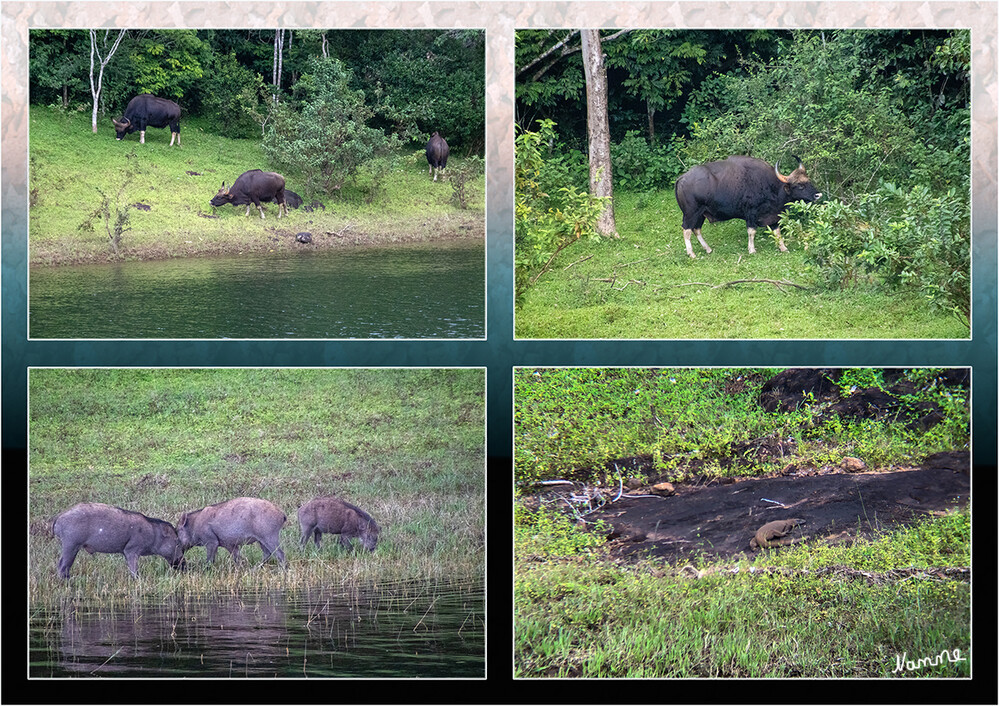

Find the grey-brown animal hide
[[53, 502, 185, 578], [297, 496, 380, 552], [178, 496, 287, 567]]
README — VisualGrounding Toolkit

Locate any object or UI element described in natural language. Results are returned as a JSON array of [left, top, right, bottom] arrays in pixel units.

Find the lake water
[[29, 241, 484, 339], [29, 577, 484, 678]]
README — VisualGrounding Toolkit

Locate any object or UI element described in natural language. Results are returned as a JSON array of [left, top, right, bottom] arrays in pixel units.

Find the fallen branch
[[563, 254, 593, 270], [670, 278, 810, 292]]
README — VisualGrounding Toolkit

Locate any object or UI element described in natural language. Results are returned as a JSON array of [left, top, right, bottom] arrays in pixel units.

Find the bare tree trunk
[[580, 29, 617, 237], [89, 29, 127, 133], [272, 29, 285, 103]]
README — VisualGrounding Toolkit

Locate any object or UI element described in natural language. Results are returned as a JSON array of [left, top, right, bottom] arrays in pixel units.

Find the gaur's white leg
[[139, 130, 145, 144], [245, 205, 252, 217], [169, 132, 176, 147], [683, 228, 696, 258], [257, 204, 266, 219], [775, 226, 788, 252], [695, 228, 712, 254], [747, 227, 757, 254]]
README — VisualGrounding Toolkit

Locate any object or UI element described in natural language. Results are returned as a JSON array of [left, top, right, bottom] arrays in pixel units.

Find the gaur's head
[[775, 156, 822, 203]]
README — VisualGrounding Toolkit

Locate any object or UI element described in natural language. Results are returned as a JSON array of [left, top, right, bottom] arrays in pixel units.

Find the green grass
[[29, 105, 484, 266], [514, 368, 970, 484], [29, 368, 485, 602], [514, 509, 970, 678], [514, 191, 967, 339]]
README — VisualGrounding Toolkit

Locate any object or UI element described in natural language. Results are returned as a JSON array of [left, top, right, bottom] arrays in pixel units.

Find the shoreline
[[30, 211, 485, 268]]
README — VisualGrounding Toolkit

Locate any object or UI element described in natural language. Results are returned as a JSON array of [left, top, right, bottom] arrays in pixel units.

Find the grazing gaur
[[426, 131, 450, 182], [210, 170, 288, 219], [177, 497, 287, 567], [112, 94, 182, 146], [674, 155, 822, 258], [53, 502, 186, 578], [298, 496, 380, 552]]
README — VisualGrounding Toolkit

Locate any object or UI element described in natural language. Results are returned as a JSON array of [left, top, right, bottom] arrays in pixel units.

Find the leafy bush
[[780, 181, 969, 324], [449, 155, 484, 209], [677, 31, 968, 206], [200, 52, 265, 140], [515, 119, 610, 297], [610, 130, 685, 191], [262, 57, 397, 198]]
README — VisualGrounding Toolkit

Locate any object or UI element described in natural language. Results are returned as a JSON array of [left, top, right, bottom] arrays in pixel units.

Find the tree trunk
[[580, 29, 617, 237], [89, 29, 127, 133], [272, 29, 285, 103]]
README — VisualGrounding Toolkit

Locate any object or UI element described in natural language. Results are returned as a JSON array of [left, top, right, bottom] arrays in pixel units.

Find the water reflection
[[30, 578, 484, 678], [29, 241, 485, 339]]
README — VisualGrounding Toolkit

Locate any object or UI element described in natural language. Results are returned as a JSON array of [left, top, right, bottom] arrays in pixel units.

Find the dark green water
[[29, 578, 484, 678], [29, 241, 484, 339]]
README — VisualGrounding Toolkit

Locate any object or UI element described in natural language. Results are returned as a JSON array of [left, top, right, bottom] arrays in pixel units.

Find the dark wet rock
[[296, 232, 313, 244]]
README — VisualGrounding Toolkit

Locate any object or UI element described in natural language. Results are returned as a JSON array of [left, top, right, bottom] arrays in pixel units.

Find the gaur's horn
[[775, 160, 790, 183]]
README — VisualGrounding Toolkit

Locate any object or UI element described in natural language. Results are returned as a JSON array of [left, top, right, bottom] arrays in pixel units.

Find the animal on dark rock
[[112, 94, 182, 146], [425, 131, 450, 182], [674, 155, 821, 258], [210, 170, 288, 219], [749, 518, 806, 550]]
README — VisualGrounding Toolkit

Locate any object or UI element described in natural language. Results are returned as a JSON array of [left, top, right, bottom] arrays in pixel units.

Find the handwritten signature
[[893, 647, 968, 674]]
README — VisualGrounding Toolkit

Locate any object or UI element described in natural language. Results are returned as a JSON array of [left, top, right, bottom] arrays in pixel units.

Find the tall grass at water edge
[[29, 368, 485, 602]]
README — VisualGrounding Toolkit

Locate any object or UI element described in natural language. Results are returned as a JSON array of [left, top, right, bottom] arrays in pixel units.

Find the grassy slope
[[515, 191, 966, 339], [515, 510, 970, 678], [29, 106, 484, 266], [513, 368, 971, 677], [29, 368, 485, 600]]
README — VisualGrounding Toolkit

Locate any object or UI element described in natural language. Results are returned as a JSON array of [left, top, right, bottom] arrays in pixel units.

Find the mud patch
[[547, 452, 969, 563]]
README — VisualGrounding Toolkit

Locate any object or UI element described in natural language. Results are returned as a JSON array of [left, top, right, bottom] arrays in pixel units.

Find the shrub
[[262, 57, 397, 198], [515, 119, 610, 297], [781, 181, 969, 324], [610, 130, 684, 191], [199, 52, 265, 140]]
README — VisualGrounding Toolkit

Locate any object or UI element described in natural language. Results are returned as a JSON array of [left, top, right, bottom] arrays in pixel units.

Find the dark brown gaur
[[675, 155, 822, 258], [209, 170, 288, 219]]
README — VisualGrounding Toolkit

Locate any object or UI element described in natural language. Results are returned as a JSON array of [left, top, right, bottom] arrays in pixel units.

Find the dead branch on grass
[[670, 278, 810, 292]]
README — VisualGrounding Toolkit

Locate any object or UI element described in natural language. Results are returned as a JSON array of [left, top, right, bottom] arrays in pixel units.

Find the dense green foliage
[[515, 119, 610, 295], [514, 368, 969, 484], [30, 29, 485, 152], [515, 29, 970, 323], [263, 57, 399, 197]]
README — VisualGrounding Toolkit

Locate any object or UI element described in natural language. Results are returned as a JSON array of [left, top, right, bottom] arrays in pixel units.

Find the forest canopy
[[29, 28, 485, 152]]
